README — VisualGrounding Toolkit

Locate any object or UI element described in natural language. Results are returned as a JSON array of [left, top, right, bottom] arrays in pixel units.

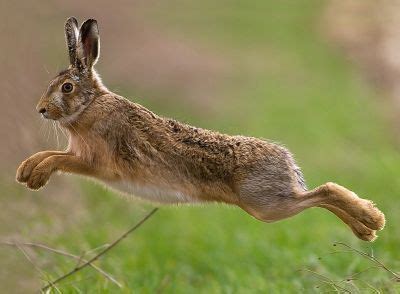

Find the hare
[[16, 17, 385, 241]]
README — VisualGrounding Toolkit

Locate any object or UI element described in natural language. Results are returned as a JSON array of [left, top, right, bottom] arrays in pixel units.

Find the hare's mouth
[[38, 109, 63, 122], [40, 112, 50, 119], [37, 104, 64, 121], [40, 111, 61, 121]]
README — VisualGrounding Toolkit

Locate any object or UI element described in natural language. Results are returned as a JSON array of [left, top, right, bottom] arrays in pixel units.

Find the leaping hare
[[16, 17, 385, 241]]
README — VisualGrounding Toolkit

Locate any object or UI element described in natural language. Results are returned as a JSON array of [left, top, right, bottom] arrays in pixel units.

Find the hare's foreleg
[[300, 183, 385, 231], [23, 154, 96, 190], [17, 151, 69, 183]]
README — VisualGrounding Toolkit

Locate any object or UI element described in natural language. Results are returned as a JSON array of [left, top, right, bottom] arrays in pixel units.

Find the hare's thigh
[[238, 162, 307, 222]]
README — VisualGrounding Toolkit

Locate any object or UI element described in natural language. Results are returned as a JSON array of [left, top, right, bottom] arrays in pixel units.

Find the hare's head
[[36, 17, 106, 124]]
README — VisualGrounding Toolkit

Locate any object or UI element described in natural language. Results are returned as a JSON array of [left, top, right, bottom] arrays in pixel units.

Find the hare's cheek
[[61, 97, 77, 115], [71, 100, 84, 114], [52, 94, 64, 108]]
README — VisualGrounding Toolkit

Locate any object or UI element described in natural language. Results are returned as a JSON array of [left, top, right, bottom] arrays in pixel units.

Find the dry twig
[[0, 241, 121, 288], [0, 207, 158, 291], [333, 242, 400, 282], [300, 268, 352, 293], [303, 242, 399, 292], [41, 207, 159, 291]]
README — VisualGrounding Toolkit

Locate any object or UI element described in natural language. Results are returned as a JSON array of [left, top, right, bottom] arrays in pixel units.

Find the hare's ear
[[65, 17, 79, 66], [79, 19, 100, 69]]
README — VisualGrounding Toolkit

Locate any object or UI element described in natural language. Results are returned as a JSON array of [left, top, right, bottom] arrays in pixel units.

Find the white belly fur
[[104, 179, 195, 204]]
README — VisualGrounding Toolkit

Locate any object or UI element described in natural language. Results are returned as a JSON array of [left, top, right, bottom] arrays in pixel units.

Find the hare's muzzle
[[36, 104, 49, 118]]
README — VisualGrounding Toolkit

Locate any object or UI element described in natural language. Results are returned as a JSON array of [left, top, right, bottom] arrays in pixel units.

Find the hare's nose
[[38, 107, 47, 114]]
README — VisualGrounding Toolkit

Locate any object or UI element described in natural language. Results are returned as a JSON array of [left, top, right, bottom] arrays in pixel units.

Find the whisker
[[39, 119, 46, 134], [65, 120, 90, 150], [44, 120, 51, 143], [43, 64, 50, 75], [52, 121, 60, 149], [56, 122, 68, 140], [56, 122, 70, 151]]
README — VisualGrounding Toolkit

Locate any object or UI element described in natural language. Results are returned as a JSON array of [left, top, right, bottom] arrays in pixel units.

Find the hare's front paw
[[16, 159, 38, 183], [16, 152, 52, 183], [26, 167, 51, 190]]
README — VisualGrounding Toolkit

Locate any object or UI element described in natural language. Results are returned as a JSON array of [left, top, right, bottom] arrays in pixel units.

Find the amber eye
[[61, 82, 73, 93]]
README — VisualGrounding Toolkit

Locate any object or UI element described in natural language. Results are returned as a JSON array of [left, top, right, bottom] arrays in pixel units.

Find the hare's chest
[[105, 179, 194, 204], [68, 133, 110, 163]]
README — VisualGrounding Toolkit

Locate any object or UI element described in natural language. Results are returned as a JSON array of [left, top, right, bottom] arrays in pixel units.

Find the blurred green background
[[1, 0, 400, 292]]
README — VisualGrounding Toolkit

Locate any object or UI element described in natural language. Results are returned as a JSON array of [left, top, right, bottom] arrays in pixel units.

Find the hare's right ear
[[65, 17, 79, 66], [78, 19, 100, 69]]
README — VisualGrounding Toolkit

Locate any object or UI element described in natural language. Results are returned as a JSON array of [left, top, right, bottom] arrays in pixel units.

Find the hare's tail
[[293, 164, 307, 191]]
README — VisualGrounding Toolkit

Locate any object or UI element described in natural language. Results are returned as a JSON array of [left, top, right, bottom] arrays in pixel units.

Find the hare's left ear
[[79, 19, 100, 69], [65, 17, 79, 66]]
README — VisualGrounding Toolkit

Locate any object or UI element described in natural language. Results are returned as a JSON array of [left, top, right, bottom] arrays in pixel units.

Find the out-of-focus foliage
[[1, 0, 399, 292]]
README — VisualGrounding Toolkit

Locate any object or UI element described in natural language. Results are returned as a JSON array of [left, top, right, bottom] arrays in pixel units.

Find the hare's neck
[[66, 129, 90, 158], [61, 94, 105, 131]]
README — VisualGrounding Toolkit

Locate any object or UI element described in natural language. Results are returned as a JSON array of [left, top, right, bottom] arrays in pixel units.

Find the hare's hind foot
[[303, 183, 385, 232], [297, 183, 385, 241], [319, 204, 377, 241]]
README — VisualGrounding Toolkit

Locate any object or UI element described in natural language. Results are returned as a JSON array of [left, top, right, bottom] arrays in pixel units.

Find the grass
[[11, 0, 400, 292]]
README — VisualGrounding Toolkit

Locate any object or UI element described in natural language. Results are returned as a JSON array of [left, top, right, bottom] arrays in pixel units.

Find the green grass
[[36, 1, 400, 292]]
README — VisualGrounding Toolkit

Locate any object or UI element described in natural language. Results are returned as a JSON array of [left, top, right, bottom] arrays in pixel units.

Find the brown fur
[[16, 17, 385, 241]]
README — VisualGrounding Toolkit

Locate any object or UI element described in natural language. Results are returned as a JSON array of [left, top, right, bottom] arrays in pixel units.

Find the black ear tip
[[66, 16, 78, 26], [81, 19, 99, 35], [83, 19, 98, 26]]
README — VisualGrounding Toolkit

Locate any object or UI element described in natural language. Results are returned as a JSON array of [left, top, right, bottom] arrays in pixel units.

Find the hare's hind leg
[[300, 183, 385, 231], [319, 204, 377, 241]]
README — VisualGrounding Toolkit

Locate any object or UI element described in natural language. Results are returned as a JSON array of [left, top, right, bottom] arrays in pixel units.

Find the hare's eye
[[61, 82, 73, 93]]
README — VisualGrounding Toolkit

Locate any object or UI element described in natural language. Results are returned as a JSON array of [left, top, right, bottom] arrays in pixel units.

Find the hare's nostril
[[38, 107, 47, 114]]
